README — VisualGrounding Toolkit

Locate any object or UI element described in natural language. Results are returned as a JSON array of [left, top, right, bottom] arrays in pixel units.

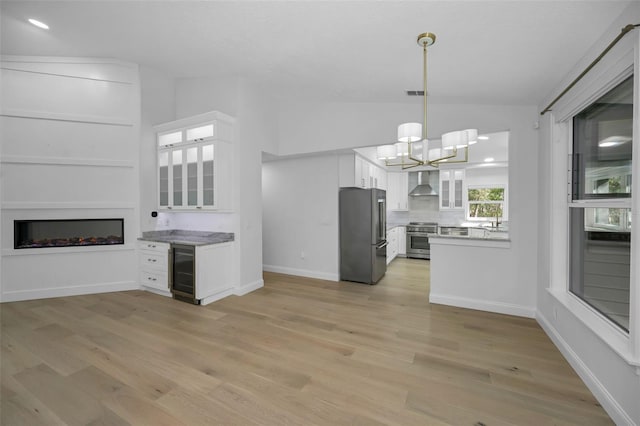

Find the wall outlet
[[300, 251, 305, 259]]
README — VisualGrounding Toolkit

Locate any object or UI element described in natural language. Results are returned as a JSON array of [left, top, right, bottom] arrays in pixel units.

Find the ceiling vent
[[406, 90, 425, 96]]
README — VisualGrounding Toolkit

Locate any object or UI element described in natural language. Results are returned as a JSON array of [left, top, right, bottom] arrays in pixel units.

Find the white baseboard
[[536, 312, 635, 426], [1, 280, 139, 303], [429, 293, 536, 318], [201, 288, 235, 305], [141, 286, 172, 298], [234, 279, 264, 296], [262, 264, 339, 282]]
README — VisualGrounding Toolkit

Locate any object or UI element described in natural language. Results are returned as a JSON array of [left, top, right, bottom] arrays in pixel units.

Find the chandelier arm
[[430, 147, 470, 165], [428, 147, 459, 166]]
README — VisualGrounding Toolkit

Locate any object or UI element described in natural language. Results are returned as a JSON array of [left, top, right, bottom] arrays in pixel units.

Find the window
[[467, 186, 505, 221], [569, 75, 633, 332]]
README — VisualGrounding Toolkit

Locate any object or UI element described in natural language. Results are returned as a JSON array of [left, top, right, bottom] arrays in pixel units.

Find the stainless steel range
[[406, 222, 438, 259]]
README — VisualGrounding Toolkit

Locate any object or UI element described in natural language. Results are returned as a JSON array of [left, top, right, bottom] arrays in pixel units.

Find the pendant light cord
[[540, 23, 640, 116]]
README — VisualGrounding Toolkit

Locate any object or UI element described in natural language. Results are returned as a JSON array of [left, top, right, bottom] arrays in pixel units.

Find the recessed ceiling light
[[598, 135, 631, 147], [478, 136, 489, 140], [28, 18, 49, 30], [484, 157, 495, 162]]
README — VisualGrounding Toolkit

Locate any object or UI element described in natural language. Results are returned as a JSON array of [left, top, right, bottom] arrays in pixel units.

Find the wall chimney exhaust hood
[[408, 171, 439, 196]]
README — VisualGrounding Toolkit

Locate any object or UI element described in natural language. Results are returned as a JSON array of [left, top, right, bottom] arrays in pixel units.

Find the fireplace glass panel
[[15, 219, 124, 249]]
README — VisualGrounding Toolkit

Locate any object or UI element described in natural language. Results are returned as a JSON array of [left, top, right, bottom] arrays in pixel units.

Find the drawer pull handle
[[148, 258, 157, 262], [147, 244, 156, 248], [147, 277, 157, 281]]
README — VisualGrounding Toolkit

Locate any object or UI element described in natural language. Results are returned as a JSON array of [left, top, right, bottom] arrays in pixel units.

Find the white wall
[[536, 3, 640, 423], [0, 56, 140, 301], [262, 155, 340, 281], [430, 239, 533, 317], [164, 75, 278, 292], [139, 65, 175, 232]]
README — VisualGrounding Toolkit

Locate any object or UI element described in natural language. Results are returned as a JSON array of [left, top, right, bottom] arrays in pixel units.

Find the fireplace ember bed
[[14, 219, 124, 249]]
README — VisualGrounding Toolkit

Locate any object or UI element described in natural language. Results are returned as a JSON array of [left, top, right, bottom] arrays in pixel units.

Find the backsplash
[[153, 211, 238, 232], [387, 196, 465, 225]]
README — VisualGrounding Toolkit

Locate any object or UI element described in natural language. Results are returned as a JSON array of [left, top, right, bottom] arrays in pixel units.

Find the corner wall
[[262, 155, 340, 281]]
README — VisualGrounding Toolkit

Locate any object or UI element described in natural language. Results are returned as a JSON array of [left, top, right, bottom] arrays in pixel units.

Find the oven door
[[407, 232, 431, 259]]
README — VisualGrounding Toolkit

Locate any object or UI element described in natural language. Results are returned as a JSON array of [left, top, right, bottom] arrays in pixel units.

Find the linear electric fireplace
[[14, 219, 124, 249]]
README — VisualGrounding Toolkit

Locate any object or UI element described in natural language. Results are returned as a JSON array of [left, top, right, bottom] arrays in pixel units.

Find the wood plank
[[0, 258, 613, 425]]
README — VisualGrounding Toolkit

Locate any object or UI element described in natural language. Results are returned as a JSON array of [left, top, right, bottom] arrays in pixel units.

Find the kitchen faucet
[[494, 209, 502, 229]]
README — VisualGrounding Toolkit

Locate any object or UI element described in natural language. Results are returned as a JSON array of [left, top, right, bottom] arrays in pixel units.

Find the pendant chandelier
[[377, 32, 477, 169]]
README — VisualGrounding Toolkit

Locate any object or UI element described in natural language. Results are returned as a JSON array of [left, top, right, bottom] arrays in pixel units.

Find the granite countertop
[[139, 230, 234, 246], [386, 223, 408, 231], [431, 228, 510, 241]]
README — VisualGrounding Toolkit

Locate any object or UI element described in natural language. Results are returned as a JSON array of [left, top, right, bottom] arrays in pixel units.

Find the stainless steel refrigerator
[[339, 187, 387, 284]]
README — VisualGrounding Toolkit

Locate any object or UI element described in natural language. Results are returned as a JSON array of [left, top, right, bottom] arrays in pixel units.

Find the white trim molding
[[0, 155, 135, 168], [537, 312, 637, 426], [429, 293, 536, 318], [1, 109, 134, 126], [233, 279, 264, 296], [1, 280, 138, 303], [263, 264, 339, 282]]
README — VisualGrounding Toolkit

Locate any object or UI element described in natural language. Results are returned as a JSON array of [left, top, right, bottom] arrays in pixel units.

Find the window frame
[[547, 31, 639, 366], [465, 184, 508, 222]]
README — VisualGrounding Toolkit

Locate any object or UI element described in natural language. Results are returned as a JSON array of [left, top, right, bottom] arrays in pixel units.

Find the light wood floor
[[1, 258, 612, 425]]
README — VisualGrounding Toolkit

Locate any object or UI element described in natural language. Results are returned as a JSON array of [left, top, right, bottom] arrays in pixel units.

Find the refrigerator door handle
[[376, 241, 389, 249]]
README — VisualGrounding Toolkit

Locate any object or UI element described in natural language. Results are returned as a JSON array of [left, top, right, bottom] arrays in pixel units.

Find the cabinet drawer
[[137, 241, 169, 252], [139, 251, 168, 270], [140, 270, 168, 291]]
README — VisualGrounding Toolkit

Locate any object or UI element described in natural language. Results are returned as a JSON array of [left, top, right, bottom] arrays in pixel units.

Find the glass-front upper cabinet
[[439, 169, 465, 210], [155, 111, 234, 211]]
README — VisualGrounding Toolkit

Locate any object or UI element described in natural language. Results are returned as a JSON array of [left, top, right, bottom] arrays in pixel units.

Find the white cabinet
[[387, 172, 409, 211], [386, 227, 399, 264], [138, 240, 170, 295], [340, 154, 387, 190], [398, 226, 406, 255], [371, 164, 387, 190], [155, 111, 234, 211], [439, 169, 465, 210], [355, 156, 369, 188], [195, 242, 235, 304]]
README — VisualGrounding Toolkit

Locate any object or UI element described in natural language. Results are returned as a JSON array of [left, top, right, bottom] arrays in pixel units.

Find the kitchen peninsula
[[429, 228, 534, 318]]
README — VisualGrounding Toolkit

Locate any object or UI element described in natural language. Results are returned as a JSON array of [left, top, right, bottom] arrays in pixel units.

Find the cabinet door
[[378, 168, 387, 190], [439, 169, 464, 210], [386, 173, 398, 209], [440, 170, 451, 209], [158, 151, 169, 208], [387, 172, 408, 211], [362, 160, 371, 188], [186, 146, 199, 207], [354, 157, 364, 188], [399, 173, 408, 210], [201, 144, 215, 207], [453, 170, 464, 209], [398, 226, 406, 255], [172, 149, 184, 207]]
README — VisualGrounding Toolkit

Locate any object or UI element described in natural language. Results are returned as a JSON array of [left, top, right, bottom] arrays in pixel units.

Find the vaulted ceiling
[[1, 1, 633, 105]]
